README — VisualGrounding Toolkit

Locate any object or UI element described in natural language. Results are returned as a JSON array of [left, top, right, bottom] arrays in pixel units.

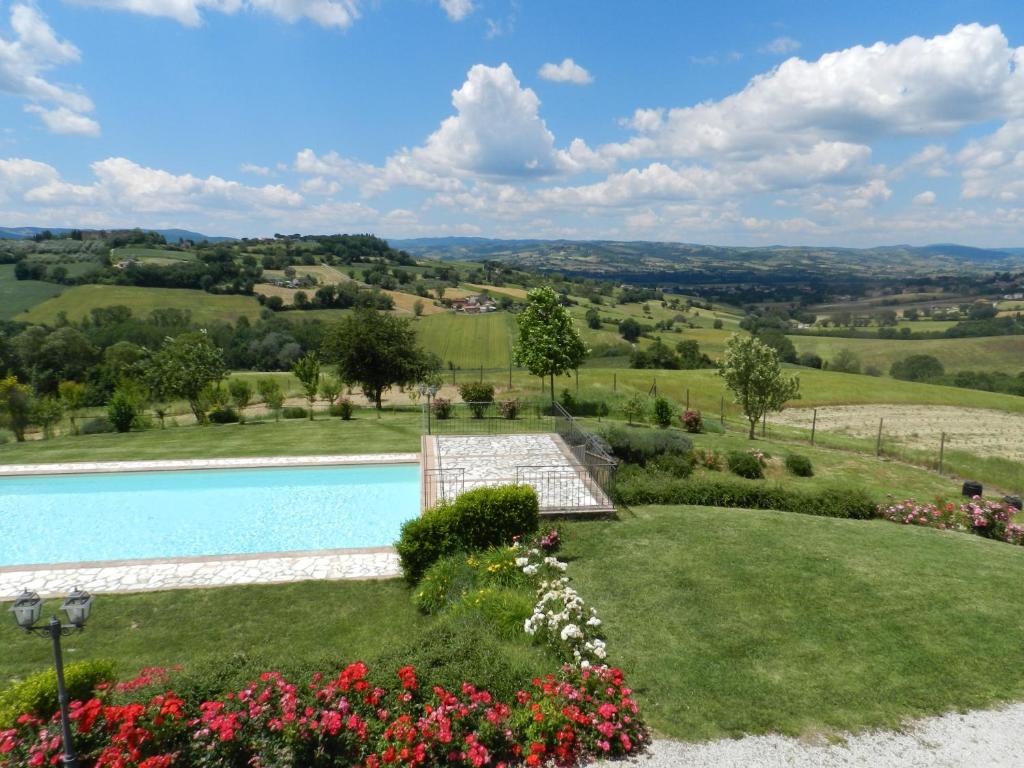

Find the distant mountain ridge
[[0, 226, 234, 243]]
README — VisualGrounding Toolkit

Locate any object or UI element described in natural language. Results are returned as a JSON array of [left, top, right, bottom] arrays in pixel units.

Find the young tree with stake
[[718, 334, 800, 439]]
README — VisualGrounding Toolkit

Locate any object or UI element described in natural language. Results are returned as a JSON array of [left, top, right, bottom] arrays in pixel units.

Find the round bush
[[329, 398, 354, 420], [602, 426, 693, 466], [282, 406, 308, 419], [208, 407, 240, 424], [81, 416, 115, 434], [785, 453, 814, 477], [681, 409, 704, 433], [727, 450, 764, 479]]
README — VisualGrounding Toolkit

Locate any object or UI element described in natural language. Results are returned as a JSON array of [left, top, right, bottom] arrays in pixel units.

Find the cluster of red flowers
[[0, 663, 646, 767], [878, 497, 1023, 545]]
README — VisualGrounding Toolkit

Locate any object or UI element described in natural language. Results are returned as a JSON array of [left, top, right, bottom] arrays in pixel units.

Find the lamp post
[[418, 383, 440, 435], [9, 588, 94, 768]]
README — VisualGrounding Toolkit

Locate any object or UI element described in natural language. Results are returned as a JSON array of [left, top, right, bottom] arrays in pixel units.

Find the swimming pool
[[0, 464, 420, 567]]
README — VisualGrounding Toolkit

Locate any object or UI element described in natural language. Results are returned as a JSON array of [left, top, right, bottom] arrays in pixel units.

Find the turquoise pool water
[[0, 464, 420, 567]]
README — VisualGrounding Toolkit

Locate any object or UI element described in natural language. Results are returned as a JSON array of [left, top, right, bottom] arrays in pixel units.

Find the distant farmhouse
[[450, 294, 497, 314]]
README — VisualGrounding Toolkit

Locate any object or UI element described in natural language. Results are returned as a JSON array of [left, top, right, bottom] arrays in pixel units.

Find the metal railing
[[425, 401, 554, 435], [515, 465, 615, 512], [551, 402, 618, 499], [423, 467, 465, 508]]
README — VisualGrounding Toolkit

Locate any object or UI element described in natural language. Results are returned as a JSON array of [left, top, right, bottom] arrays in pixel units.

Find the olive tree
[[147, 331, 227, 424], [0, 376, 33, 441], [291, 352, 321, 419], [513, 286, 588, 403], [718, 334, 801, 439], [258, 378, 285, 421]]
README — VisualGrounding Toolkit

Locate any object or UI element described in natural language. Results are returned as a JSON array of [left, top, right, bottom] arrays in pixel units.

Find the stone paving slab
[[1, 548, 401, 598], [0, 453, 420, 476]]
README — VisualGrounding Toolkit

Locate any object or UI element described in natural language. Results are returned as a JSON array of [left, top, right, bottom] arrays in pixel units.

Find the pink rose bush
[[0, 663, 647, 767], [877, 497, 1023, 545]]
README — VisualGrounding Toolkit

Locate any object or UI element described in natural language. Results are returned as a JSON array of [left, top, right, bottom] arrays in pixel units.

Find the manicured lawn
[[21, 285, 263, 325], [0, 414, 422, 464], [565, 505, 1024, 740]]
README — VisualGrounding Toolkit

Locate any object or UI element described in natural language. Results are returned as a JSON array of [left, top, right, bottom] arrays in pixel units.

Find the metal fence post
[[811, 408, 817, 446], [939, 432, 945, 474], [876, 418, 884, 456]]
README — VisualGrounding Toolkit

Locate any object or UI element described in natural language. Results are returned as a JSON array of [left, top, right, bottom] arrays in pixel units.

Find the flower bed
[[878, 497, 1024, 545], [0, 663, 646, 767]]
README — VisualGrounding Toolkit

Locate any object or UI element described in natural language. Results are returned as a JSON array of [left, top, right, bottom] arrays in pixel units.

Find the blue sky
[[2, 0, 1024, 246]]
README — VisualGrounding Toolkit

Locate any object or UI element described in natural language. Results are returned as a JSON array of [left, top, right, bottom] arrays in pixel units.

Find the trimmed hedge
[[396, 485, 539, 583], [602, 426, 692, 467], [0, 660, 116, 729], [613, 469, 876, 520]]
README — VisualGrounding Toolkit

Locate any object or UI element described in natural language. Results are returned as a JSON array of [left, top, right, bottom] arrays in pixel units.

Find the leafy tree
[[292, 352, 321, 419], [755, 330, 797, 364], [108, 382, 145, 433], [829, 348, 862, 374], [318, 375, 343, 408], [676, 339, 712, 369], [622, 392, 647, 425], [797, 352, 823, 369], [413, 299, 425, 317], [968, 302, 998, 321], [147, 331, 227, 424], [713, 318, 724, 329], [257, 378, 285, 421], [321, 308, 439, 410], [653, 396, 675, 428], [0, 376, 33, 441], [512, 286, 589, 403], [32, 396, 63, 439], [58, 380, 87, 434], [619, 318, 642, 343], [227, 378, 254, 420], [718, 334, 801, 439], [890, 354, 945, 382], [585, 308, 601, 329]]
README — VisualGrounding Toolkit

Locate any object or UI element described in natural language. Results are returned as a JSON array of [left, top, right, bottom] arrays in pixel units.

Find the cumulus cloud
[[0, 5, 98, 134], [759, 36, 800, 55], [958, 119, 1024, 201], [913, 190, 937, 205], [67, 0, 360, 29], [439, 0, 474, 22], [241, 163, 271, 175], [538, 58, 593, 85]]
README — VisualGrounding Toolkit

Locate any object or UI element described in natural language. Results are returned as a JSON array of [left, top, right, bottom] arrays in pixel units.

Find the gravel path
[[600, 703, 1023, 767]]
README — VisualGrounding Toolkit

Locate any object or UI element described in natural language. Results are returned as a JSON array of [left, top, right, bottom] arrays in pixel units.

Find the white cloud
[[24, 105, 100, 136], [0, 5, 98, 134], [913, 190, 937, 205], [439, 0, 474, 22], [67, 0, 360, 29], [538, 58, 593, 85], [610, 24, 1024, 162], [760, 36, 800, 55], [958, 119, 1024, 201], [241, 163, 271, 175]]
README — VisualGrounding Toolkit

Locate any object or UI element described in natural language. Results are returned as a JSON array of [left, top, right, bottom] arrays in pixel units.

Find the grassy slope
[[0, 264, 63, 320], [566, 505, 1024, 740], [789, 333, 1024, 374], [21, 285, 264, 325], [0, 415, 422, 464], [415, 312, 517, 369]]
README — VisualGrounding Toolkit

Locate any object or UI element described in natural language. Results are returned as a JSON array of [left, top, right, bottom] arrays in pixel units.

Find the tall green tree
[[57, 380, 87, 435], [291, 352, 321, 420], [718, 334, 801, 439], [147, 331, 227, 424], [321, 308, 438, 410], [513, 286, 589, 403], [227, 378, 254, 420], [257, 378, 285, 422], [0, 376, 33, 441]]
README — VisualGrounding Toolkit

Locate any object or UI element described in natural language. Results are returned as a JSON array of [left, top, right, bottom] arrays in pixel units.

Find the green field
[[111, 247, 198, 263], [789, 334, 1024, 374], [21, 285, 264, 325], [0, 264, 64, 320], [415, 311, 518, 369]]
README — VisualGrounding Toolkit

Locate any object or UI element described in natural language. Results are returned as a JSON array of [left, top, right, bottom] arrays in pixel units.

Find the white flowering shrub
[[514, 543, 608, 668]]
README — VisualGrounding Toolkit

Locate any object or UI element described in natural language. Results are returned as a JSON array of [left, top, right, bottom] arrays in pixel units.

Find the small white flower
[[586, 616, 601, 627], [515, 557, 529, 567]]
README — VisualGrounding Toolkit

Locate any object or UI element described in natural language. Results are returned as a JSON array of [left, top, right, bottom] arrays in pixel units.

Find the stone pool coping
[[0, 453, 417, 595], [0, 452, 420, 476]]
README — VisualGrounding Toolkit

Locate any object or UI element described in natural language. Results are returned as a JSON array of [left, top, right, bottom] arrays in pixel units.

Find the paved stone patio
[[1, 454, 414, 597], [426, 434, 613, 513]]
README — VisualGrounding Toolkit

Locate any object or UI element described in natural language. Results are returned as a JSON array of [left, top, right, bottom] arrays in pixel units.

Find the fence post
[[685, 388, 689, 410], [762, 411, 767, 437], [613, 373, 617, 392], [720, 395, 724, 425], [876, 418, 884, 456], [939, 432, 945, 474], [811, 408, 817, 446], [575, 368, 579, 394]]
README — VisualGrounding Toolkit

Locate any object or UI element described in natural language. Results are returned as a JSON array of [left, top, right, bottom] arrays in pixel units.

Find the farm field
[[383, 289, 446, 315], [0, 264, 63, 320], [789, 333, 1024, 373], [773, 404, 1024, 464], [111, 247, 197, 264], [415, 311, 517, 369], [21, 285, 264, 325]]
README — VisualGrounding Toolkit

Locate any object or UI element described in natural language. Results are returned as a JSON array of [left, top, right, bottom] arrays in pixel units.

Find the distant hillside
[[0, 227, 234, 243], [390, 238, 1024, 282]]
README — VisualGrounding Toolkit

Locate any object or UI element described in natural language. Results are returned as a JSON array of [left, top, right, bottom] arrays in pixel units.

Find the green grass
[[21, 285, 264, 325], [0, 264, 64, 320], [416, 312, 517, 369], [789, 333, 1024, 374], [111, 247, 198, 262], [565, 505, 1024, 740], [0, 413, 421, 464]]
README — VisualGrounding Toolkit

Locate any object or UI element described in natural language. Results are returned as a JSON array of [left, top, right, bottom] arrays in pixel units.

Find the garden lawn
[[0, 413, 421, 464], [564, 505, 1024, 741]]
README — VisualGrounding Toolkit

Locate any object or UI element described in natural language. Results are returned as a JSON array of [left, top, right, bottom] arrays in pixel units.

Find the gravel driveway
[[595, 702, 1022, 767]]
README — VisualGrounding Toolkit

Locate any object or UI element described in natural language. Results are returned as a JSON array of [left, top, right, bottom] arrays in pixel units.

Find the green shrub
[[282, 406, 308, 419], [602, 426, 693, 466], [727, 451, 764, 479], [208, 407, 240, 424], [613, 468, 875, 519], [396, 485, 539, 583], [81, 417, 115, 435], [652, 396, 675, 428], [447, 587, 535, 640], [107, 390, 138, 433], [647, 453, 695, 478], [694, 448, 723, 471], [560, 390, 610, 418], [497, 399, 519, 419], [414, 548, 529, 614], [458, 382, 495, 418], [0, 428, 11, 444], [681, 409, 704, 433], [330, 398, 354, 420], [431, 397, 452, 419], [785, 453, 814, 477], [0, 660, 116, 728]]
